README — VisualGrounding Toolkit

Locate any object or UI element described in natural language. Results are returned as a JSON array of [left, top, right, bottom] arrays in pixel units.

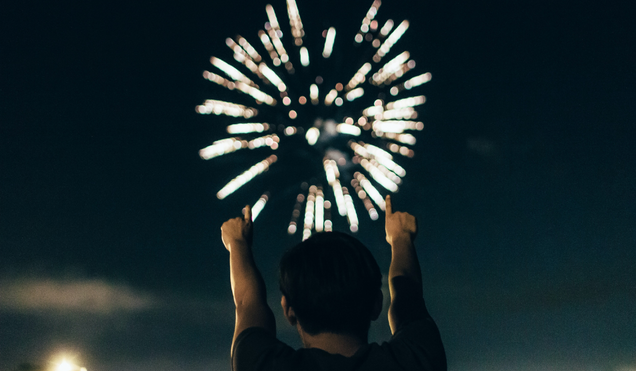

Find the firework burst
[[197, 0, 431, 240]]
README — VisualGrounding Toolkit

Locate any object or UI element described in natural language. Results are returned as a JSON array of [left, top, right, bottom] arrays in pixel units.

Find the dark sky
[[1, 0, 635, 370]]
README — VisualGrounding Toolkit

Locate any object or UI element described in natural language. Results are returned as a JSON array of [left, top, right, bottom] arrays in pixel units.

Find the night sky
[[1, 0, 635, 370]]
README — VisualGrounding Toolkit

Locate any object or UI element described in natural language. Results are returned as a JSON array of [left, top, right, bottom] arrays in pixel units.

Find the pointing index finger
[[244, 205, 252, 222], [385, 195, 393, 216]]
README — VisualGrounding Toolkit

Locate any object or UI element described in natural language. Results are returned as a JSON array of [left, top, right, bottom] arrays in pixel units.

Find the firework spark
[[197, 0, 431, 239]]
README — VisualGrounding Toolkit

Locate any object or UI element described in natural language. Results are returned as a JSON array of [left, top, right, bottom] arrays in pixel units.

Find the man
[[221, 195, 446, 370]]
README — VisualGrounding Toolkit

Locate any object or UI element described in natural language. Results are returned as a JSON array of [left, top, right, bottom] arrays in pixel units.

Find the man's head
[[279, 231, 383, 337]]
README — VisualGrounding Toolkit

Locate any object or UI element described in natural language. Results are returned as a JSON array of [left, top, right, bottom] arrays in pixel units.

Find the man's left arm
[[221, 205, 276, 355]]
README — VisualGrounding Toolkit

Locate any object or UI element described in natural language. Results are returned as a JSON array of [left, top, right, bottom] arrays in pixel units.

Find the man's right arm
[[384, 195, 427, 334]]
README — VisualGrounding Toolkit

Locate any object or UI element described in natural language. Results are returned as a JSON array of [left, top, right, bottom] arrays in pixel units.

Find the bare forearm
[[229, 242, 268, 307], [388, 236, 422, 295]]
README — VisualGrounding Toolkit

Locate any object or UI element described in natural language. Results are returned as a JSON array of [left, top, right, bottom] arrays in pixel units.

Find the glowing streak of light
[[287, 0, 305, 46], [363, 143, 393, 159], [381, 132, 417, 145], [405, 72, 432, 88], [227, 123, 270, 134], [369, 158, 402, 184], [371, 51, 410, 85], [324, 159, 339, 185], [237, 36, 262, 62], [359, 158, 399, 192], [373, 20, 409, 62], [235, 81, 277, 105], [372, 120, 422, 133], [362, 104, 384, 117], [196, 99, 257, 118], [377, 107, 417, 120], [355, 172, 386, 211], [306, 127, 320, 145], [324, 89, 338, 106], [310, 84, 319, 105], [322, 27, 336, 58], [386, 95, 426, 109], [268, 28, 290, 64], [199, 138, 243, 160], [210, 57, 256, 86], [345, 87, 364, 101], [217, 155, 278, 199], [336, 123, 362, 136], [258, 31, 280, 65], [355, 0, 382, 43], [248, 134, 280, 150], [259, 63, 287, 91], [343, 188, 359, 232], [251, 193, 269, 221], [303, 185, 317, 240], [351, 178, 379, 220], [203, 70, 231, 87], [379, 19, 394, 36], [346, 63, 372, 91], [265, 4, 280, 30], [323, 158, 346, 217], [315, 188, 324, 232], [300, 46, 310, 66]]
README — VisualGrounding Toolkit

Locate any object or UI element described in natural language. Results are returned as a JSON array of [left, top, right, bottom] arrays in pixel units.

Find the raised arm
[[384, 195, 426, 334], [221, 205, 276, 354]]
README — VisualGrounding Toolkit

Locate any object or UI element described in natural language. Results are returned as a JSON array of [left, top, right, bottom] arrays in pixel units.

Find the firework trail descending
[[196, 0, 431, 240]]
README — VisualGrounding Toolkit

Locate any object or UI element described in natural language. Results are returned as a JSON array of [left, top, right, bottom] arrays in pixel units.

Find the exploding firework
[[197, 0, 431, 240]]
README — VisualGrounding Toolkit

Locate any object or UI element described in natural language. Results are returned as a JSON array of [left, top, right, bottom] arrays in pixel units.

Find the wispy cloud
[[0, 278, 157, 314]]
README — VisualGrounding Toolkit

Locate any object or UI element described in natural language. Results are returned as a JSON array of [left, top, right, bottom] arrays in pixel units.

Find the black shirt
[[232, 318, 446, 371]]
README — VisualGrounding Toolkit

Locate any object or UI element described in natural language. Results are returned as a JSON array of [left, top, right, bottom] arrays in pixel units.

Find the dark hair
[[279, 231, 382, 336]]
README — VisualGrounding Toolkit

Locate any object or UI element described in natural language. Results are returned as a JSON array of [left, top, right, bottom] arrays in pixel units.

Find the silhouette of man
[[221, 195, 446, 370]]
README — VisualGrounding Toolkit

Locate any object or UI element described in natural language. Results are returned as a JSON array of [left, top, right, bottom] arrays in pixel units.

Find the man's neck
[[299, 329, 367, 357]]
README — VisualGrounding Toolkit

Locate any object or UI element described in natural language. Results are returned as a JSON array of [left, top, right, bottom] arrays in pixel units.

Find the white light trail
[[306, 127, 320, 145], [199, 138, 244, 160], [196, 99, 257, 118], [322, 27, 336, 58], [235, 81, 277, 105], [287, 0, 305, 46], [227, 123, 270, 134], [379, 19, 394, 36], [265, 4, 280, 30], [248, 134, 280, 150], [303, 185, 317, 240], [355, 0, 382, 43], [315, 188, 324, 232], [381, 132, 417, 145], [372, 120, 423, 133], [300, 46, 310, 66], [210, 57, 256, 86], [259, 63, 287, 91], [373, 20, 409, 62], [217, 155, 278, 199], [360, 158, 399, 192], [343, 188, 359, 232], [346, 87, 365, 102], [324, 89, 338, 106], [386, 95, 426, 109], [258, 31, 280, 65], [237, 36, 262, 62], [371, 51, 410, 85], [355, 172, 386, 211], [346, 63, 372, 91], [336, 123, 362, 136], [310, 84, 319, 105], [251, 193, 269, 221]]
